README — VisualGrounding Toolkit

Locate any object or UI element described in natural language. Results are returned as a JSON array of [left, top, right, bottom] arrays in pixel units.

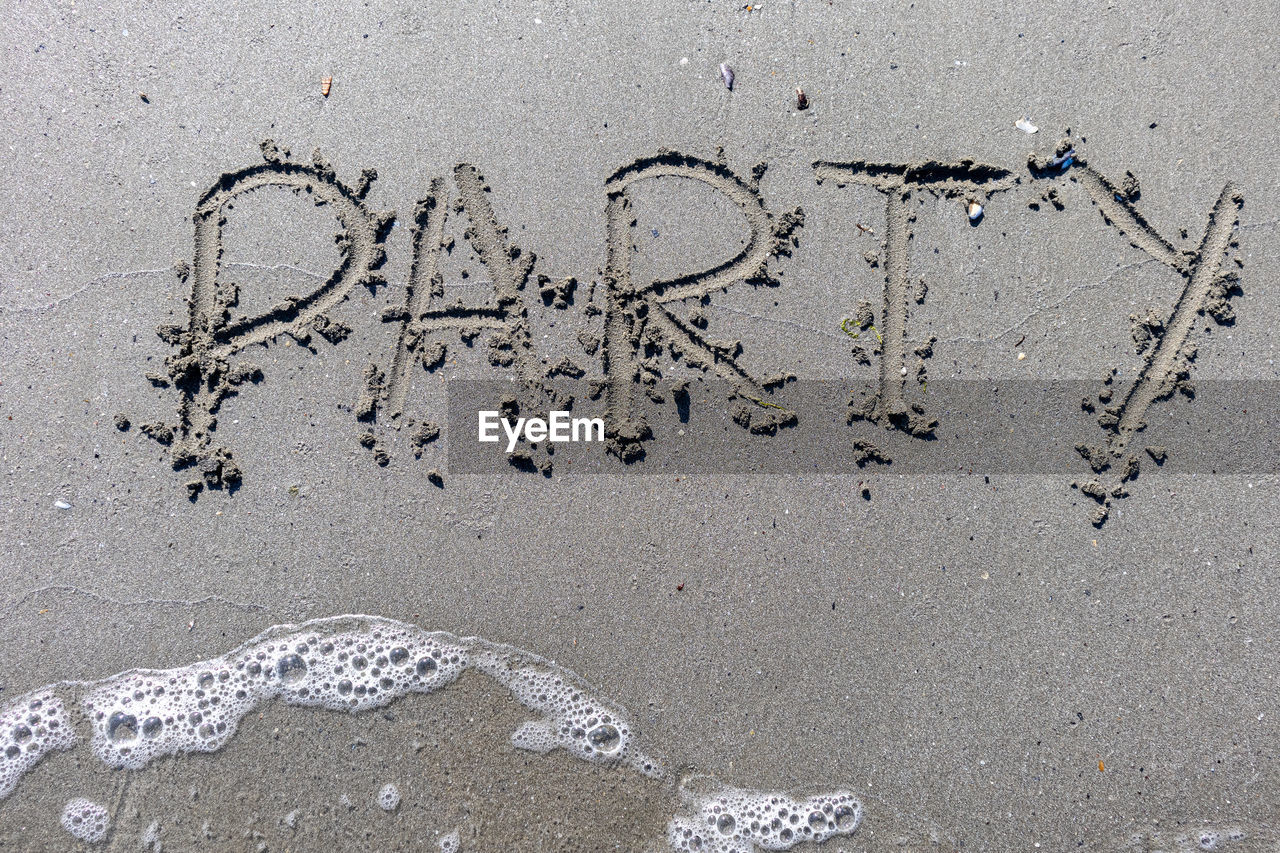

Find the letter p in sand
[[158, 144, 392, 495]]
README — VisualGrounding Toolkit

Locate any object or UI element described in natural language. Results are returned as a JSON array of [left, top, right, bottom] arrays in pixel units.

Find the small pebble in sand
[[1017, 352, 1026, 360], [967, 200, 984, 221], [1047, 148, 1076, 169], [795, 87, 808, 110]]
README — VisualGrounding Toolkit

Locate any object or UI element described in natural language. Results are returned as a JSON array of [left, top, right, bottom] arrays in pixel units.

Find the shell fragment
[[719, 63, 735, 90]]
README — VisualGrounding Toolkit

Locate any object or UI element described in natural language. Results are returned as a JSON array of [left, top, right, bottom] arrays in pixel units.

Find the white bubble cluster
[[667, 785, 861, 853], [0, 689, 78, 799], [80, 617, 469, 771], [474, 649, 658, 776], [376, 782, 401, 812], [1128, 826, 1248, 853], [0, 616, 658, 802], [0, 616, 866, 853], [60, 797, 110, 844]]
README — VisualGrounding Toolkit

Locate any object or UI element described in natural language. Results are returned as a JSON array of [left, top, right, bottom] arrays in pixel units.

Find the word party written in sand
[[128, 140, 1243, 525]]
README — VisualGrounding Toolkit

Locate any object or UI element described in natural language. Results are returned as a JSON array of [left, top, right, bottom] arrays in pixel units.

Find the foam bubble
[[0, 689, 79, 799], [60, 797, 110, 844], [472, 648, 653, 774], [54, 616, 658, 780], [78, 617, 472, 772], [377, 783, 401, 812], [667, 782, 861, 853], [0, 615, 861, 852], [1125, 826, 1248, 853]]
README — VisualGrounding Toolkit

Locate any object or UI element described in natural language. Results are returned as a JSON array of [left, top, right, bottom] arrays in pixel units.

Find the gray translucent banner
[[444, 379, 1280, 475]]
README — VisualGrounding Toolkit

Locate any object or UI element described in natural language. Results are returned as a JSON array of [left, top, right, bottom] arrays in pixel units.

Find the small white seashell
[[967, 200, 984, 221], [719, 63, 734, 90], [1016, 117, 1038, 134], [54, 500, 71, 510], [1017, 352, 1026, 360]]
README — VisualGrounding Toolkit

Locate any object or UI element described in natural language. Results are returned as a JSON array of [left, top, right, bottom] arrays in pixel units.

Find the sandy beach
[[2, 0, 1279, 849]]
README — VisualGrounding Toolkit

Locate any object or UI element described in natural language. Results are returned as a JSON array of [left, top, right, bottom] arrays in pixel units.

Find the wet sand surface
[[2, 1, 1279, 850]]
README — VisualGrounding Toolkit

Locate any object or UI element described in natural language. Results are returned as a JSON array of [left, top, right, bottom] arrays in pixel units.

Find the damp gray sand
[[3, 0, 1280, 850]]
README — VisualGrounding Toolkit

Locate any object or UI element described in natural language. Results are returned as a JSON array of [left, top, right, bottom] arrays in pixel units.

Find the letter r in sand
[[601, 151, 805, 461]]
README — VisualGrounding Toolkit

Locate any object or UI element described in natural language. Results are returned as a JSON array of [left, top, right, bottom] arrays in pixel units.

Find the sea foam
[[0, 615, 859, 851]]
